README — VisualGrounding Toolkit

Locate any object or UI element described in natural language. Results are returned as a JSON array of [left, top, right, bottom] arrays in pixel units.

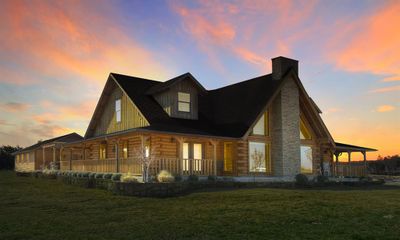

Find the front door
[[182, 143, 203, 173]]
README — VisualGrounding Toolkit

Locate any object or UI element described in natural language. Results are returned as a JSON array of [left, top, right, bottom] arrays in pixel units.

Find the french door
[[182, 143, 203, 172]]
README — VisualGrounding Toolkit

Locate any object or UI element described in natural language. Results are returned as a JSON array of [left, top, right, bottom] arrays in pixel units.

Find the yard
[[0, 171, 399, 240]]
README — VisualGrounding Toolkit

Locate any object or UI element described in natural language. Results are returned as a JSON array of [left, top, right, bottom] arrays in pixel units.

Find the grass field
[[1, 171, 399, 240]]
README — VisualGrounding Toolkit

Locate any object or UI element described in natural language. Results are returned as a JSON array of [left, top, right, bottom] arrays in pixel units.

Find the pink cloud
[[171, 0, 317, 72], [0, 102, 30, 112], [0, 0, 171, 86], [332, 1, 400, 79]]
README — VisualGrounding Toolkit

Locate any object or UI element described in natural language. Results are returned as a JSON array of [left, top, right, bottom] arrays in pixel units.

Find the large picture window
[[300, 146, 313, 174], [178, 92, 190, 112], [115, 99, 121, 123], [249, 142, 268, 172]]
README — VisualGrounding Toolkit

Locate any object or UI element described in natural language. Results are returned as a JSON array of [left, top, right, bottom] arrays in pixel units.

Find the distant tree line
[[0, 145, 22, 170], [368, 155, 400, 175]]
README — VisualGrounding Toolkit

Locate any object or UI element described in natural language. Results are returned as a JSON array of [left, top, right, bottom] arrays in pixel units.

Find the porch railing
[[334, 162, 367, 177], [59, 157, 216, 176]]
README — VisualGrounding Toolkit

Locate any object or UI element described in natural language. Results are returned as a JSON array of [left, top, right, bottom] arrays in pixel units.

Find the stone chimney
[[272, 56, 299, 80], [270, 56, 301, 177]]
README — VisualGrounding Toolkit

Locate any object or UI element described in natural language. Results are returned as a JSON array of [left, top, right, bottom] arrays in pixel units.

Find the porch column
[[362, 151, 367, 176], [210, 140, 217, 176], [347, 151, 352, 176], [175, 137, 184, 176], [53, 147, 56, 162], [69, 149, 72, 171], [115, 140, 119, 173], [42, 147, 45, 170], [334, 153, 339, 176]]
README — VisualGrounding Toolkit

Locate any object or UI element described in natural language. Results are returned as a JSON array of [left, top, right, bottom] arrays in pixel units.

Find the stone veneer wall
[[271, 77, 301, 176]]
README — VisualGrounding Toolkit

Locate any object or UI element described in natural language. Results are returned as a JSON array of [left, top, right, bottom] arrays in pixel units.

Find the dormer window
[[115, 99, 121, 122], [178, 92, 190, 112]]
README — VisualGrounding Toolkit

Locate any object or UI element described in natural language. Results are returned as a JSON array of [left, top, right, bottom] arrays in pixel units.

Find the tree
[[0, 145, 22, 170], [131, 136, 157, 183]]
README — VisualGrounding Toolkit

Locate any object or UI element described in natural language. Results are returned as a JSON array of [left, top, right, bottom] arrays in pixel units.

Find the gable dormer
[[147, 73, 206, 120]]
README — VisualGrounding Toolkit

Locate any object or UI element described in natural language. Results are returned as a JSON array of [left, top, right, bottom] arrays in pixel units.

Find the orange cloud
[[377, 105, 395, 112], [382, 76, 400, 82], [333, 1, 400, 80], [0, 0, 171, 86], [370, 85, 400, 93]]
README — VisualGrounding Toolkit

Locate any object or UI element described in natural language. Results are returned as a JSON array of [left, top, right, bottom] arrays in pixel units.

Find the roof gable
[[146, 72, 206, 95]]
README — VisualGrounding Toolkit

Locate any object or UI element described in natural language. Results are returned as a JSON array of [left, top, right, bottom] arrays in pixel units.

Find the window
[[178, 92, 190, 112], [252, 111, 269, 136], [144, 139, 150, 158], [115, 99, 121, 123], [300, 146, 313, 174], [123, 141, 128, 159], [16, 155, 20, 163], [182, 143, 202, 171], [99, 144, 107, 159], [224, 142, 233, 172], [300, 118, 312, 139], [249, 142, 270, 173]]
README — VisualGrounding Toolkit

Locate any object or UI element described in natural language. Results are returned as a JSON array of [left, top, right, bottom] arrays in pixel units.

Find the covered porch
[[333, 142, 377, 177], [59, 133, 219, 177]]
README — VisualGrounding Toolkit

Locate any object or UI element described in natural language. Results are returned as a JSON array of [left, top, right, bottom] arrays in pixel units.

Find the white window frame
[[178, 92, 190, 112], [115, 99, 121, 123]]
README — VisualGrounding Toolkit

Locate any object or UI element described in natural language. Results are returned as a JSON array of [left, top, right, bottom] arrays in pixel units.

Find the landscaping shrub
[[187, 174, 198, 182], [315, 175, 329, 184], [121, 173, 139, 183], [88, 172, 96, 179], [95, 173, 104, 179], [207, 175, 217, 182], [103, 173, 113, 180], [295, 174, 309, 187], [79, 172, 90, 178], [111, 173, 122, 182], [174, 175, 182, 182], [32, 170, 42, 178], [157, 170, 174, 183]]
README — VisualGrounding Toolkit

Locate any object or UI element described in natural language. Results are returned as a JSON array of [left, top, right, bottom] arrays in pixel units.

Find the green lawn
[[1, 171, 399, 240]]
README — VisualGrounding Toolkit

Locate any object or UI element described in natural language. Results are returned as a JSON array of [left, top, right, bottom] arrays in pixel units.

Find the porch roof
[[334, 142, 377, 153], [12, 133, 83, 155]]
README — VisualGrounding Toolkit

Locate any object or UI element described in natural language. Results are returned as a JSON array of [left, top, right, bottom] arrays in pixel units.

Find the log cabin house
[[15, 57, 376, 179]]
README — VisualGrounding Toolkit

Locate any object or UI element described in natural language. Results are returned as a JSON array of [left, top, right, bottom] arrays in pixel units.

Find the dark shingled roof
[[335, 142, 377, 152], [146, 72, 206, 95], [111, 72, 281, 138], [14, 133, 83, 154]]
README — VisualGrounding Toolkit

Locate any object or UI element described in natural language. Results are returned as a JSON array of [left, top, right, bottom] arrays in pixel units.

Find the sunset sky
[[0, 0, 399, 160]]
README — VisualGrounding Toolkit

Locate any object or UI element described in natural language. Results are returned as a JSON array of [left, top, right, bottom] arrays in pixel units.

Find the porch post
[[210, 140, 217, 176], [53, 147, 56, 162], [347, 151, 352, 176], [69, 149, 72, 171], [175, 137, 184, 176], [334, 153, 339, 177], [362, 151, 367, 176], [115, 140, 119, 173], [42, 147, 45, 169]]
